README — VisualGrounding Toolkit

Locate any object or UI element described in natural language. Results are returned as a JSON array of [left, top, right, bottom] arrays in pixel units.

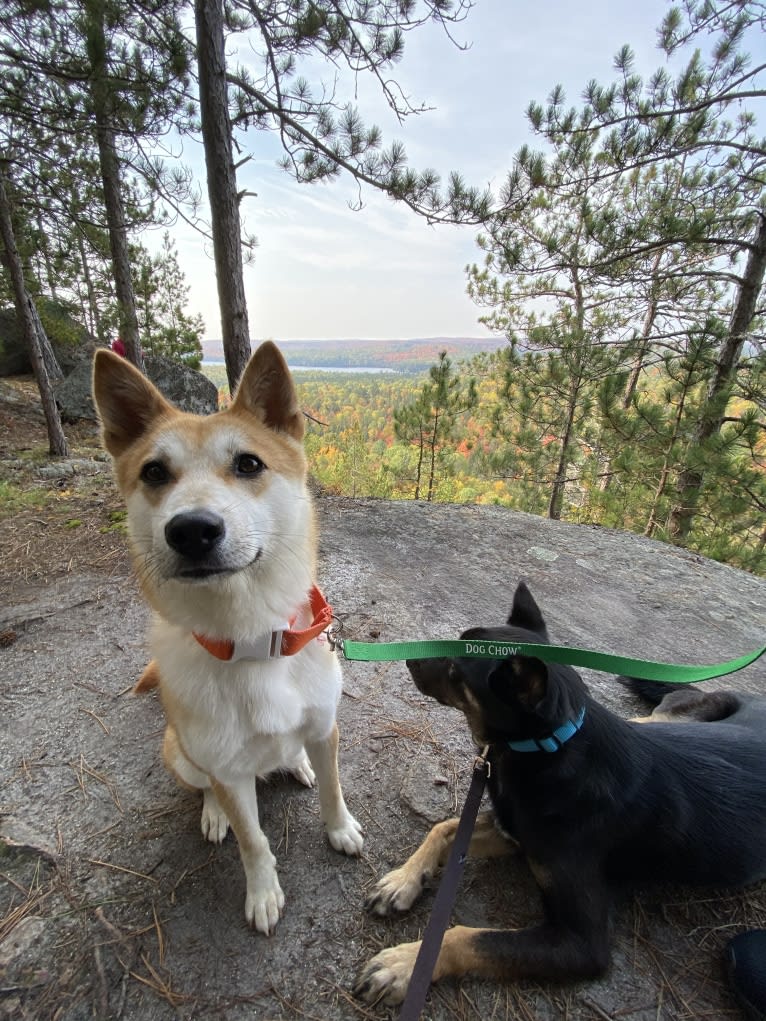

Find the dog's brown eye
[[235, 453, 265, 476], [141, 460, 170, 485]]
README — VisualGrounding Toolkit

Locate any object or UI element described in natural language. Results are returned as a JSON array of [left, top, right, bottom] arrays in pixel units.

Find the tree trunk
[[30, 300, 64, 381], [550, 271, 583, 519], [624, 249, 664, 408], [756, 520, 766, 560], [668, 211, 766, 543], [547, 397, 576, 520], [413, 420, 425, 500], [644, 387, 688, 537], [85, 0, 143, 371], [195, 0, 251, 392], [78, 233, 102, 341], [643, 336, 707, 538], [426, 409, 440, 501], [0, 168, 69, 457], [37, 212, 58, 300]]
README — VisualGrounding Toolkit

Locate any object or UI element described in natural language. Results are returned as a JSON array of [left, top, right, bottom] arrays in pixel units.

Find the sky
[[155, 0, 683, 342]]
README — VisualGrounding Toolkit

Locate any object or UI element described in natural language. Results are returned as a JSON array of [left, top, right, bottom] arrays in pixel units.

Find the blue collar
[[507, 706, 586, 753]]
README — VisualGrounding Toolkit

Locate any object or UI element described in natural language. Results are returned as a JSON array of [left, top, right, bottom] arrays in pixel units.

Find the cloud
[[161, 0, 674, 340]]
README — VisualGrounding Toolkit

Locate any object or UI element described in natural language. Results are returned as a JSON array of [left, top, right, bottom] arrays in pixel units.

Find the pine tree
[[527, 1, 766, 547], [0, 0, 195, 370], [394, 352, 476, 501], [0, 166, 68, 456], [133, 233, 204, 367], [593, 322, 719, 535], [467, 146, 636, 520]]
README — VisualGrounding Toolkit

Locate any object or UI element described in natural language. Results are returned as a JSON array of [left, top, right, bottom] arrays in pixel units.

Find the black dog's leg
[[355, 860, 612, 1005], [621, 677, 741, 723], [365, 811, 516, 916]]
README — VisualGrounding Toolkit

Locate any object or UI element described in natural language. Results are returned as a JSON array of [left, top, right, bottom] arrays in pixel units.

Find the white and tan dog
[[93, 341, 363, 934]]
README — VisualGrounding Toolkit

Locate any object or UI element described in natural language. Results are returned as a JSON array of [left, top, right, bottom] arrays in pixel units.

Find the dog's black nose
[[165, 510, 225, 560]]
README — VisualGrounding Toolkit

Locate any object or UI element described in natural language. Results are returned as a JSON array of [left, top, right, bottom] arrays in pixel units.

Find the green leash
[[335, 637, 766, 683]]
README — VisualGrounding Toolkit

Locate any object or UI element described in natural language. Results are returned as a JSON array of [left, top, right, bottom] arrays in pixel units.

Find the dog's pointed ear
[[230, 341, 304, 440], [490, 655, 548, 708], [92, 349, 174, 457], [507, 580, 548, 638]]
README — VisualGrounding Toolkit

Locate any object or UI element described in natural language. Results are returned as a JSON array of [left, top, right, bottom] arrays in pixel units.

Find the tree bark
[[623, 249, 664, 408], [78, 232, 102, 341], [195, 0, 251, 392], [37, 211, 58, 300], [644, 379, 690, 537], [414, 422, 424, 500], [0, 167, 69, 457], [668, 211, 766, 543], [549, 267, 584, 520], [30, 299, 64, 382], [85, 0, 144, 371], [547, 390, 577, 520], [426, 408, 440, 502]]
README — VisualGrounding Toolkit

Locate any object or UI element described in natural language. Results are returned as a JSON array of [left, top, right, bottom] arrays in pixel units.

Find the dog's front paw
[[365, 864, 426, 915], [201, 788, 230, 844], [326, 811, 364, 856], [354, 942, 420, 1005], [245, 867, 285, 935]]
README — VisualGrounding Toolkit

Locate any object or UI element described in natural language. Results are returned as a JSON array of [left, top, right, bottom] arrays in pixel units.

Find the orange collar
[[193, 585, 333, 662]]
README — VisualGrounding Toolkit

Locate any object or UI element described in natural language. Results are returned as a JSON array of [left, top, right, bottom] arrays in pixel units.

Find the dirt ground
[[2, 377, 766, 1021]]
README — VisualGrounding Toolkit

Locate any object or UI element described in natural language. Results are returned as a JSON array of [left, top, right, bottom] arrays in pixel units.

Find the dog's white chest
[[152, 622, 342, 779]]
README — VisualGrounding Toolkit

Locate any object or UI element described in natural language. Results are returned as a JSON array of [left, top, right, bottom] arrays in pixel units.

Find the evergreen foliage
[[223, 0, 493, 225], [132, 233, 204, 367], [521, 0, 765, 547], [393, 351, 477, 500], [0, 0, 196, 369]]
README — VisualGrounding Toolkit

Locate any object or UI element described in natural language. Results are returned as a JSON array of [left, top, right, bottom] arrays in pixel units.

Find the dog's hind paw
[[326, 812, 364, 856], [289, 751, 316, 788], [364, 865, 426, 915], [354, 942, 419, 1005], [201, 788, 230, 844]]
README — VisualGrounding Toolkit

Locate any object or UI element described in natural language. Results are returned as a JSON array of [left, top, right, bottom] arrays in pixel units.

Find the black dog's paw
[[354, 942, 420, 1005], [364, 865, 429, 915]]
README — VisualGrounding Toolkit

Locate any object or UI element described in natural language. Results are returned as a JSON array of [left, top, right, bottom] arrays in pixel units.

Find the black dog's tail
[[617, 675, 689, 705]]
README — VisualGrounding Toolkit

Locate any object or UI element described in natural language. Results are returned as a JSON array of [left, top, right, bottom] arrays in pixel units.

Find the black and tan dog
[[355, 581, 766, 1004]]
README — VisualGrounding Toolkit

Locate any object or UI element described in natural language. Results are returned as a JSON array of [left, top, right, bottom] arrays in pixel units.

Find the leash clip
[[326, 618, 344, 654], [474, 745, 491, 779]]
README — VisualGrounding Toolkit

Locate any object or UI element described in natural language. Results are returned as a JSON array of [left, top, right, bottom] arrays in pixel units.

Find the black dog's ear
[[507, 581, 548, 639], [489, 655, 548, 709]]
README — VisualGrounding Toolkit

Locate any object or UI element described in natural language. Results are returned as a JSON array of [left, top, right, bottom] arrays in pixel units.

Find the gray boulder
[[54, 353, 219, 422], [0, 300, 97, 377], [0, 308, 26, 375], [54, 359, 99, 422], [144, 354, 219, 416]]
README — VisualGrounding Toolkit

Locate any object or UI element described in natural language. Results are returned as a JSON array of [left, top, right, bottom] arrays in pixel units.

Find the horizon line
[[201, 335, 501, 345]]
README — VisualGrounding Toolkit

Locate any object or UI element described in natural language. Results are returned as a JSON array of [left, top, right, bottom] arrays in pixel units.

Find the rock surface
[[0, 300, 97, 377], [53, 353, 219, 421], [1, 496, 765, 1021]]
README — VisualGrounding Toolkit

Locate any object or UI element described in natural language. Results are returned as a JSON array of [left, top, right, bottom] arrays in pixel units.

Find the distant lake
[[204, 360, 399, 374]]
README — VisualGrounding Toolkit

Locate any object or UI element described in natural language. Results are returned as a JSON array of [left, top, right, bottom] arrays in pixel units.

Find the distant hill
[[202, 337, 507, 373]]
